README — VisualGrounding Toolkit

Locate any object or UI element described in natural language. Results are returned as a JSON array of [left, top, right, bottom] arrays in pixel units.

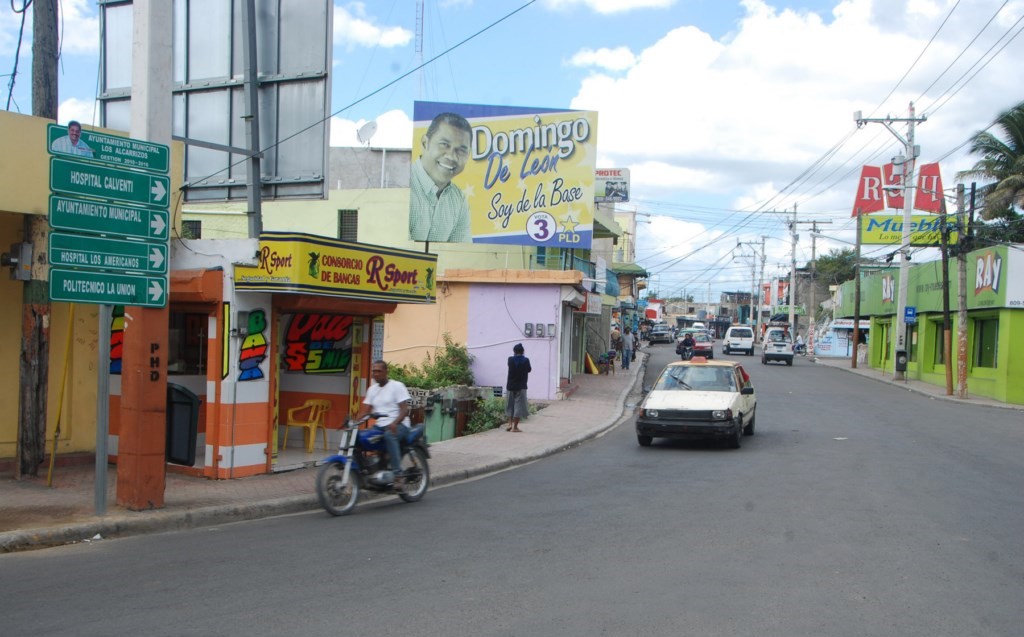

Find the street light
[[854, 105, 927, 380]]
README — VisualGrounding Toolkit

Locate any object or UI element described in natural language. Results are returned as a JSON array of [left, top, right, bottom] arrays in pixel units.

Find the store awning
[[609, 262, 649, 277]]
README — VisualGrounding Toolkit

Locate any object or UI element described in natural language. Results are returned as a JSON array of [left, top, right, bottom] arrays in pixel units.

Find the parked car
[[723, 326, 755, 356], [648, 325, 673, 344], [635, 358, 756, 449], [762, 327, 794, 366]]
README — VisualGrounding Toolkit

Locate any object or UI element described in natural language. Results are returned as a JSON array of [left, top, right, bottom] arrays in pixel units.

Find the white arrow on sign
[[151, 180, 167, 203], [148, 279, 164, 302], [149, 247, 165, 270], [151, 213, 167, 237]]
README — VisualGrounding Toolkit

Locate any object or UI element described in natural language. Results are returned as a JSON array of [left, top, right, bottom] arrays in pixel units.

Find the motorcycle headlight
[[711, 409, 732, 420], [644, 409, 659, 418]]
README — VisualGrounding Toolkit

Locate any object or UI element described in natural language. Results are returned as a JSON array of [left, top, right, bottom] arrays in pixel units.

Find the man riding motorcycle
[[676, 332, 696, 360], [356, 360, 411, 482]]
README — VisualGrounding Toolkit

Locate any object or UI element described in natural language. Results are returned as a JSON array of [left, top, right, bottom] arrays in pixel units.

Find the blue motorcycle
[[316, 413, 431, 516]]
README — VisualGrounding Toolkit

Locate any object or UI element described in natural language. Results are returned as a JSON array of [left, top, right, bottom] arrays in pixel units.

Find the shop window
[[908, 325, 918, 362], [973, 317, 998, 368], [182, 220, 202, 239], [338, 209, 358, 241], [932, 321, 945, 365], [168, 312, 208, 375]]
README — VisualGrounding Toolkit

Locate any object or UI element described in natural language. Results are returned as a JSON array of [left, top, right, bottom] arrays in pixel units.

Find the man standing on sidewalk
[[505, 343, 532, 432], [621, 328, 635, 370]]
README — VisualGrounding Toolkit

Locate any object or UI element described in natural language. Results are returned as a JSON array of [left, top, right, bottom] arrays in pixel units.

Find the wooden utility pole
[[955, 185, 970, 398], [18, 0, 58, 477], [939, 197, 953, 395]]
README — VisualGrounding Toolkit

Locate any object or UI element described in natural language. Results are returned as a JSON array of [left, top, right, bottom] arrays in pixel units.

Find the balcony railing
[[530, 250, 617, 295]]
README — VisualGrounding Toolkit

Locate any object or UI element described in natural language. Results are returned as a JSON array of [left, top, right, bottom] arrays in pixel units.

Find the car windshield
[[654, 365, 737, 392], [693, 333, 711, 343], [732, 330, 752, 338], [768, 331, 791, 343]]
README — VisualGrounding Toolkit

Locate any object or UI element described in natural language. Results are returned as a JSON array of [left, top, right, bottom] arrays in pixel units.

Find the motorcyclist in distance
[[356, 360, 411, 483], [681, 331, 696, 350]]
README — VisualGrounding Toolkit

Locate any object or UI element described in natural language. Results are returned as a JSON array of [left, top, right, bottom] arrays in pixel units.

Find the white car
[[635, 359, 756, 449], [722, 326, 755, 356]]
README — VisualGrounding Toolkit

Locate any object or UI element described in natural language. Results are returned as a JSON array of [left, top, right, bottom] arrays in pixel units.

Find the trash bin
[[167, 382, 201, 466]]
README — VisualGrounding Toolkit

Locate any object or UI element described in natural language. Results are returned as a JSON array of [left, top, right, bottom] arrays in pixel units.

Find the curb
[[1, 361, 648, 554]]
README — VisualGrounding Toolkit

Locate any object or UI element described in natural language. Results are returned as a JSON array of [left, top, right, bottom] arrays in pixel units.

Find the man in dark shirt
[[505, 343, 532, 432]]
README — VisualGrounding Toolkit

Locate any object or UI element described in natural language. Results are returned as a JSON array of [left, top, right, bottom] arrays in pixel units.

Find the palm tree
[[958, 100, 1024, 222]]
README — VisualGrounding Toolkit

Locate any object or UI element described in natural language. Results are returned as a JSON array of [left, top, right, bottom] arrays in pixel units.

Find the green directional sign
[[50, 268, 166, 307], [50, 157, 170, 208], [47, 124, 170, 173], [49, 195, 169, 241], [49, 232, 168, 275]]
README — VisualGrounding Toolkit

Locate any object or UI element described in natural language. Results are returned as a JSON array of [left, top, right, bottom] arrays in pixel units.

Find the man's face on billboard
[[68, 124, 82, 144], [420, 122, 470, 190]]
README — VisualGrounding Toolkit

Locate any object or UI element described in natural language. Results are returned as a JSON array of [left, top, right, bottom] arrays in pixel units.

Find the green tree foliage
[[812, 248, 859, 286], [958, 100, 1024, 226], [388, 333, 475, 390]]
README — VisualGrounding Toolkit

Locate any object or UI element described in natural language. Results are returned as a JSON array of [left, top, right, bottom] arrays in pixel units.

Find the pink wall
[[467, 283, 562, 400]]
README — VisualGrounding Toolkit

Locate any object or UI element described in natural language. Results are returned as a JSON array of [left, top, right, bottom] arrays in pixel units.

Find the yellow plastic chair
[[282, 399, 332, 453]]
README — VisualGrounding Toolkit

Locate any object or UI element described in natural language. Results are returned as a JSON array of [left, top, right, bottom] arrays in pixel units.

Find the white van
[[722, 326, 755, 356], [762, 327, 794, 366]]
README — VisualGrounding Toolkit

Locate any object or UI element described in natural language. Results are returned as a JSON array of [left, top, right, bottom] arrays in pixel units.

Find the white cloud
[[57, 97, 97, 128], [574, 0, 1024, 214], [568, 46, 636, 71], [334, 3, 413, 49], [330, 109, 413, 147], [58, 0, 100, 55], [544, 0, 678, 15]]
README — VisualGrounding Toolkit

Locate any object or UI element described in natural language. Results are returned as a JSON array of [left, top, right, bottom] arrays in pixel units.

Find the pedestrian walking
[[621, 328, 635, 370], [505, 343, 532, 432]]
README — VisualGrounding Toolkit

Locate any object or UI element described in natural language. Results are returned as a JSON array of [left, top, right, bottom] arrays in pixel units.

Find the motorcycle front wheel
[[398, 448, 430, 503], [317, 461, 360, 516]]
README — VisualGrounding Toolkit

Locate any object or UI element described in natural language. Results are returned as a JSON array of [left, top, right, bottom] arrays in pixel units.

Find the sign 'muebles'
[[50, 157, 170, 208]]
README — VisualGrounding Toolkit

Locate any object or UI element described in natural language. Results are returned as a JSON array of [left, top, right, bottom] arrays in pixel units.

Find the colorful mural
[[239, 309, 268, 380], [283, 313, 353, 374], [110, 306, 124, 373]]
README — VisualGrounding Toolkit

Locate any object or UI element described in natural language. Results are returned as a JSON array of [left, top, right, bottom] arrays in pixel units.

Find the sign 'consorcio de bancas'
[[234, 232, 438, 304]]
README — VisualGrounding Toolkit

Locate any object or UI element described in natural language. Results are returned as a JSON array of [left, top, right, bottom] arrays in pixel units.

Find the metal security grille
[[338, 209, 358, 241], [182, 220, 202, 239]]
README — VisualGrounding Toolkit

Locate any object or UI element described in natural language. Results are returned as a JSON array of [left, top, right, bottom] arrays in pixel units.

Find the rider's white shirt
[[363, 379, 411, 428]]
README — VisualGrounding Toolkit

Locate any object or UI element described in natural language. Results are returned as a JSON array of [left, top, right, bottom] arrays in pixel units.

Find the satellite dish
[[356, 121, 378, 145]]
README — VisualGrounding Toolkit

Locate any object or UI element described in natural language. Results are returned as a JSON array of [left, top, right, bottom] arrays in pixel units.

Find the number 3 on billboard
[[527, 212, 556, 242]]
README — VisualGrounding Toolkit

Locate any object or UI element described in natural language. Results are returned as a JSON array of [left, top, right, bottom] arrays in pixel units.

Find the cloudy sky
[[2, 0, 1022, 301]]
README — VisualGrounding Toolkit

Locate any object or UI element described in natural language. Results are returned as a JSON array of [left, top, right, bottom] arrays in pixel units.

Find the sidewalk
[[810, 355, 1023, 412], [0, 355, 648, 553]]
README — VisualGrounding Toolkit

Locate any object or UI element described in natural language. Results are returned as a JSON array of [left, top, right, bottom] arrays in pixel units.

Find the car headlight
[[643, 409, 659, 418], [711, 409, 732, 420]]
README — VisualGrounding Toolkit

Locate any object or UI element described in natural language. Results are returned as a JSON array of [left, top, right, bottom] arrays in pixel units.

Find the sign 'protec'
[[49, 268, 166, 307], [50, 157, 170, 208], [49, 232, 168, 275], [47, 123, 170, 173]]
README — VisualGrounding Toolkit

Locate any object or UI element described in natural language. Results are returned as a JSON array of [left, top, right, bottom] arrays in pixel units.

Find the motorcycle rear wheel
[[398, 448, 430, 503], [317, 461, 360, 516]]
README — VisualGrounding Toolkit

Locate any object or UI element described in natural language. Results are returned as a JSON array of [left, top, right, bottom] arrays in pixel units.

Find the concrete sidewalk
[[0, 354, 648, 553], [810, 355, 1024, 413]]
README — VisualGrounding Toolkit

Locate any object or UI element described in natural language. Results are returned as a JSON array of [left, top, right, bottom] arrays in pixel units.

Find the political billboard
[[410, 101, 597, 249]]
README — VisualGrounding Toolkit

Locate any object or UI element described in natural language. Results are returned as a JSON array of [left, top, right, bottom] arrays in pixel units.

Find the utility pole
[[19, 0, 59, 477], [808, 222, 818, 362], [855, 104, 927, 380], [955, 184, 971, 398], [789, 205, 797, 333], [939, 191, 953, 395], [852, 210, 863, 369], [757, 236, 766, 343]]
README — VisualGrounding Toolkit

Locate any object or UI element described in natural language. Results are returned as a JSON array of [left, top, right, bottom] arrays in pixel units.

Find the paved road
[[3, 342, 1022, 636]]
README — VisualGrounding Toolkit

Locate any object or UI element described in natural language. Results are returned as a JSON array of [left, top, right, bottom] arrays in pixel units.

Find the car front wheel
[[637, 434, 653, 447], [727, 419, 742, 449]]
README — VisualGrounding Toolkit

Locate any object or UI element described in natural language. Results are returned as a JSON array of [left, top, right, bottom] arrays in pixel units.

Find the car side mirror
[[741, 387, 754, 395]]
